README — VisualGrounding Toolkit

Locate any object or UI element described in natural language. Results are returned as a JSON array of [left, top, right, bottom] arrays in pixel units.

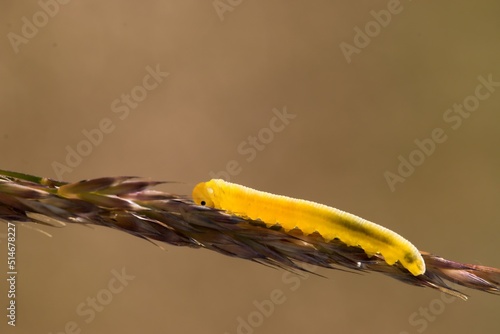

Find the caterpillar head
[[192, 181, 217, 207]]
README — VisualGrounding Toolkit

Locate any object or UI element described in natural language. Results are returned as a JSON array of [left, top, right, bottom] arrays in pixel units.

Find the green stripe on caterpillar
[[192, 179, 425, 276]]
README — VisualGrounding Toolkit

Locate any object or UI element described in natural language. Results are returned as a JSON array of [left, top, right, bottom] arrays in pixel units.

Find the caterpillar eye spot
[[404, 252, 416, 263], [201, 200, 206, 206]]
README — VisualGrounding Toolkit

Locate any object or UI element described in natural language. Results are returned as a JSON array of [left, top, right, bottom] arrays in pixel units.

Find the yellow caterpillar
[[192, 179, 425, 276]]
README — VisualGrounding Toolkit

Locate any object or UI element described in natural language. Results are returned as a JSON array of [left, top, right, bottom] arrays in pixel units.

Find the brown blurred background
[[1, 1, 499, 333]]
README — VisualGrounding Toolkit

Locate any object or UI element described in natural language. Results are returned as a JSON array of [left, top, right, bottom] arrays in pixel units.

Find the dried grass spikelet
[[0, 169, 498, 300]]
